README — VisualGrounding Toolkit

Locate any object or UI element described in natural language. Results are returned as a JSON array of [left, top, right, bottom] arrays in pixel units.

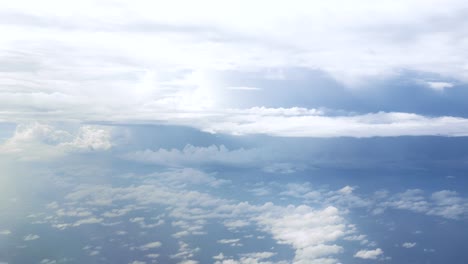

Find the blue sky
[[1, 1, 468, 263]]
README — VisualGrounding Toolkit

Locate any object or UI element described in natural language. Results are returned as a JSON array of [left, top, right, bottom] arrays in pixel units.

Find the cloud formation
[[354, 248, 384, 259]]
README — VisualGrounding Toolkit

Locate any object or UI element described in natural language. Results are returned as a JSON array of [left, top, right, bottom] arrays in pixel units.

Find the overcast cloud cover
[[1, 1, 468, 264]]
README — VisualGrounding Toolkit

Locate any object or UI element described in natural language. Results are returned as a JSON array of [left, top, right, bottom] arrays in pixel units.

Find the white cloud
[[192, 111, 468, 137], [226, 86, 262, 91], [354, 248, 384, 259], [2, 0, 468, 138], [217, 238, 241, 244], [215, 251, 278, 264], [0, 230, 11, 235], [379, 189, 468, 219], [425, 81, 454, 91], [124, 145, 260, 167], [23, 234, 40, 241], [55, 171, 365, 264], [402, 242, 417, 248], [40, 259, 57, 264], [139, 241, 162, 251], [146, 254, 159, 259], [255, 205, 347, 263], [171, 241, 200, 261], [0, 123, 112, 160], [72, 217, 103, 227]]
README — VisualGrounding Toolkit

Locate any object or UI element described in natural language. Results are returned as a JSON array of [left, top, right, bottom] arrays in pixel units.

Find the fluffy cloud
[[191, 111, 468, 137], [425, 81, 454, 91], [255, 205, 347, 263], [402, 242, 417, 248], [0, 123, 112, 160], [215, 252, 279, 264], [42, 169, 365, 264], [354, 248, 384, 259], [124, 145, 261, 167], [23, 234, 40, 241], [380, 189, 468, 219], [139, 241, 162, 251], [2, 1, 468, 138]]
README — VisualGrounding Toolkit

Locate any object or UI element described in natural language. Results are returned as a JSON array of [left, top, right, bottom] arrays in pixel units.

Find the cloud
[[23, 234, 40, 241], [72, 217, 103, 227], [402, 242, 417, 248], [40, 259, 57, 264], [215, 252, 278, 264], [124, 145, 261, 167], [0, 230, 11, 235], [425, 81, 454, 91], [2, 0, 468, 138], [0, 123, 112, 160], [255, 205, 347, 263], [191, 111, 468, 137], [380, 189, 468, 219], [46, 168, 368, 264], [2, 0, 468, 89], [354, 248, 384, 259], [217, 238, 242, 247], [139, 241, 162, 251], [226, 86, 262, 91]]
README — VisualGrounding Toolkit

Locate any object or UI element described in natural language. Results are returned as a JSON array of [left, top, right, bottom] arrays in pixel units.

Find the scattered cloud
[[402, 242, 417, 248], [425, 81, 454, 91], [124, 144, 260, 167], [354, 248, 384, 259], [23, 234, 40, 241], [139, 241, 162, 251]]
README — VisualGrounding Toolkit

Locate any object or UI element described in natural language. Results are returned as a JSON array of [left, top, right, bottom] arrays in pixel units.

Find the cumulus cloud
[[124, 145, 260, 167], [215, 251, 278, 264], [191, 111, 468, 137], [23, 234, 40, 241], [0, 123, 112, 160], [255, 205, 347, 263], [354, 248, 384, 259], [379, 189, 468, 219], [402, 242, 417, 248], [425, 81, 454, 91], [139, 241, 162, 251]]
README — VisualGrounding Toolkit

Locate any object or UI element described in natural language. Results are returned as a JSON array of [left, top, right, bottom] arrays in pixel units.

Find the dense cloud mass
[[1, 1, 468, 264]]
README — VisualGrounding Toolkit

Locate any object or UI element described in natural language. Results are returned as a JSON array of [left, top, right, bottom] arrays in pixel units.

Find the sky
[[1, 1, 468, 263]]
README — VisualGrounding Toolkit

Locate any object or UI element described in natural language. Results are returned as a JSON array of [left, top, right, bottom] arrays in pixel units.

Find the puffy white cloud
[[139, 241, 162, 251], [214, 251, 279, 264], [402, 242, 417, 248], [40, 259, 57, 264], [255, 205, 347, 263], [354, 248, 384, 259], [72, 217, 103, 227], [379, 189, 468, 219], [425, 81, 454, 91], [192, 111, 468, 138], [171, 241, 200, 261], [0, 123, 112, 160], [124, 144, 260, 167], [23, 234, 40, 241]]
